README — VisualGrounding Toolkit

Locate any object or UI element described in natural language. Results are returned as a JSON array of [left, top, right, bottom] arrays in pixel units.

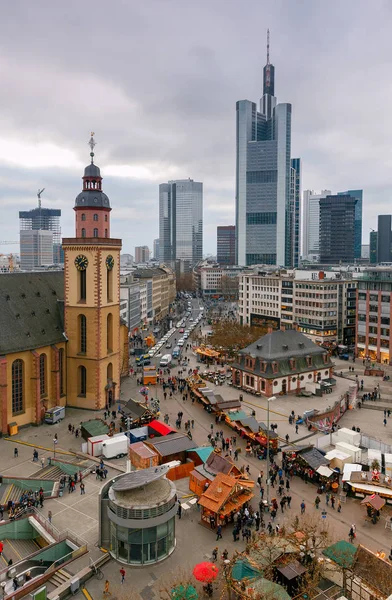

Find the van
[[172, 346, 181, 359], [44, 406, 65, 424], [160, 354, 172, 367]]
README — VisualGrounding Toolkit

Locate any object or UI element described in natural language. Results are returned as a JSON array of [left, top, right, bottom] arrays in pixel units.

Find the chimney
[[267, 326, 273, 334]]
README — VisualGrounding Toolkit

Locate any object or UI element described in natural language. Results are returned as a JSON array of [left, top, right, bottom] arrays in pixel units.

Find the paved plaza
[[2, 343, 392, 598]]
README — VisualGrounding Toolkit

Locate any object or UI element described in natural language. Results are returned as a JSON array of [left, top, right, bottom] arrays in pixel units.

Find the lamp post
[[266, 395, 276, 508]]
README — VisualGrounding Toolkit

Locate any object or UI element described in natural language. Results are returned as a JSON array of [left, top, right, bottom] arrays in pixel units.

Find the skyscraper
[[19, 201, 62, 269], [217, 226, 236, 265], [377, 215, 392, 263], [290, 159, 301, 268], [159, 178, 203, 270], [338, 189, 363, 259], [369, 230, 378, 264], [153, 238, 160, 260], [319, 194, 357, 264], [235, 31, 297, 267], [302, 190, 331, 261]]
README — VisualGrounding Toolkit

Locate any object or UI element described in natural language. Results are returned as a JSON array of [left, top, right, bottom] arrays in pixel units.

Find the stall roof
[[325, 449, 351, 461], [277, 560, 306, 581], [299, 448, 329, 470], [129, 442, 157, 459], [353, 545, 392, 597], [120, 398, 150, 419], [226, 410, 248, 421], [148, 419, 176, 436], [347, 481, 392, 497], [187, 447, 214, 463], [317, 466, 334, 478], [238, 417, 260, 433], [146, 432, 196, 456], [216, 399, 241, 411], [342, 464, 362, 482], [81, 419, 109, 438], [323, 541, 356, 568]]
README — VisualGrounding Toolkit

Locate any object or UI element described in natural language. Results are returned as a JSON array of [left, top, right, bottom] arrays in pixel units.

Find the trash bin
[[8, 422, 18, 436]]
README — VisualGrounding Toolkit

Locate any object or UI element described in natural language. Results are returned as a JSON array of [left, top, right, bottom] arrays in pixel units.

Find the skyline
[[1, 1, 392, 256]]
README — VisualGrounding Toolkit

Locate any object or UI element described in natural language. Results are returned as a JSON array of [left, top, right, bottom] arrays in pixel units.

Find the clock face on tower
[[74, 254, 89, 271], [106, 255, 115, 271]]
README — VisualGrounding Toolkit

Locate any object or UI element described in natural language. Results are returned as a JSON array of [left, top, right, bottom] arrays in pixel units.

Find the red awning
[[148, 420, 176, 436]]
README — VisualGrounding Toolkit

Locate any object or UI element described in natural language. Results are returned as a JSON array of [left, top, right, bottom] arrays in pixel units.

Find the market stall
[[197, 472, 254, 528]]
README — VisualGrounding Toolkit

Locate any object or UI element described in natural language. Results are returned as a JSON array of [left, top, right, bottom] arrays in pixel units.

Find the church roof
[[74, 190, 111, 209], [0, 272, 65, 354]]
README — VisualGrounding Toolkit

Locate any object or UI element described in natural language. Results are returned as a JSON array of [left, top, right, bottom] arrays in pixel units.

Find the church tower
[[63, 134, 122, 410]]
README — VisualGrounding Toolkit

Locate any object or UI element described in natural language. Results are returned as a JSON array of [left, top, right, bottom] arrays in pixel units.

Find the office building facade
[[370, 231, 378, 264], [19, 206, 61, 268], [377, 215, 392, 263], [319, 195, 357, 264], [290, 159, 301, 268], [302, 190, 331, 262], [338, 190, 363, 260], [159, 179, 203, 271], [356, 268, 392, 364], [235, 34, 298, 268], [238, 268, 357, 346], [20, 230, 54, 270], [217, 225, 236, 265]]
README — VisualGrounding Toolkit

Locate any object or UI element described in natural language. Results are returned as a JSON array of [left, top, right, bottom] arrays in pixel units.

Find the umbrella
[[193, 562, 219, 582], [360, 493, 385, 511], [171, 584, 198, 600], [139, 387, 149, 395]]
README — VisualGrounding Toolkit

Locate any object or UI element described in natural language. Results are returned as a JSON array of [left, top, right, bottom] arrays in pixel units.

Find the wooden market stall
[[197, 472, 254, 527]]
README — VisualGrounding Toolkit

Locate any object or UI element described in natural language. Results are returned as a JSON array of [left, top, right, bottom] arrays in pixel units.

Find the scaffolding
[[19, 207, 62, 264]]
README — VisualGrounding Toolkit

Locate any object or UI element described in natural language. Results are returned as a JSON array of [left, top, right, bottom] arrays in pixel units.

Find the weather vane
[[88, 132, 96, 162]]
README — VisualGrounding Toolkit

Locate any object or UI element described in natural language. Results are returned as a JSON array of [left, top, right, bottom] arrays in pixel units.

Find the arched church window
[[12, 359, 24, 414]]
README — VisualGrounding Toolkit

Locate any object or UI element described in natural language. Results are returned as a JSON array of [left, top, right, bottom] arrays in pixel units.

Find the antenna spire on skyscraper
[[267, 29, 270, 65]]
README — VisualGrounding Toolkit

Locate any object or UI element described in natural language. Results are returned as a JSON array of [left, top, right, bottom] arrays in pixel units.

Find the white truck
[[101, 435, 128, 459]]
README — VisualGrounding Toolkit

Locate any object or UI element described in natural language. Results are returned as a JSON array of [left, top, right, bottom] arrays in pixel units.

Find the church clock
[[74, 254, 88, 271], [105, 255, 114, 271]]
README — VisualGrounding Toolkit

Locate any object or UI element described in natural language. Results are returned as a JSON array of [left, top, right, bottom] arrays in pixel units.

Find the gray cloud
[[0, 0, 391, 256]]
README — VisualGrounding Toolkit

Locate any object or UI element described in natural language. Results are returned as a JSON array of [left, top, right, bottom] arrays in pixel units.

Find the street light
[[266, 395, 277, 508]]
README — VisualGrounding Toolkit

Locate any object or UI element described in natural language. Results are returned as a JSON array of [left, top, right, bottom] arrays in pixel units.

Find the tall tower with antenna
[[261, 29, 276, 119]]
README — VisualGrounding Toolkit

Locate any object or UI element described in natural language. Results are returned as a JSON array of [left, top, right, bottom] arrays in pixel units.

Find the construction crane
[[37, 188, 45, 209]]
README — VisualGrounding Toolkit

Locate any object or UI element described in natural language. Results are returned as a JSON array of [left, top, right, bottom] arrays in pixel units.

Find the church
[[0, 136, 129, 435]]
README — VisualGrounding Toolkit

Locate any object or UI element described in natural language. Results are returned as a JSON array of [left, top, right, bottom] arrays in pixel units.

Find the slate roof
[[232, 329, 333, 380], [353, 545, 392, 596], [299, 447, 329, 470], [146, 432, 196, 456], [0, 271, 65, 354]]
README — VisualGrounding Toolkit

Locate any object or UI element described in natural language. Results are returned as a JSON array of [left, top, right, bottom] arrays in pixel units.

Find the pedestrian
[[14, 448, 18, 458], [41, 457, 45, 469], [337, 499, 342, 513], [80, 482, 85, 495], [0, 541, 3, 556], [103, 580, 111, 596], [120, 567, 125, 584], [216, 524, 222, 540], [48, 510, 52, 524], [177, 501, 182, 519], [325, 493, 330, 506], [212, 547, 218, 562], [384, 418, 387, 427], [300, 500, 306, 514], [331, 496, 335, 510], [315, 496, 320, 510]]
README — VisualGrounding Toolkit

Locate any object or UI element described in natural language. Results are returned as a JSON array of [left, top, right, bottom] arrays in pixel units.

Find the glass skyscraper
[[159, 179, 203, 270], [338, 189, 363, 259], [235, 32, 299, 267]]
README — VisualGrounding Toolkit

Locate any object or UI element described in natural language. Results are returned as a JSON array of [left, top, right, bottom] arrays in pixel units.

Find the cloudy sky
[[0, 0, 391, 257]]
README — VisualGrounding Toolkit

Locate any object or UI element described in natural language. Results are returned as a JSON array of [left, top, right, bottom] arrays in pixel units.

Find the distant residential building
[[19, 206, 61, 267], [20, 230, 54, 270], [238, 268, 357, 346], [217, 226, 236, 265], [153, 238, 160, 260], [377, 215, 392, 263], [356, 267, 392, 364], [159, 178, 203, 271], [135, 246, 150, 264], [370, 231, 378, 264], [120, 253, 134, 266], [235, 33, 298, 267], [302, 190, 331, 261], [338, 189, 363, 259], [319, 195, 357, 264]]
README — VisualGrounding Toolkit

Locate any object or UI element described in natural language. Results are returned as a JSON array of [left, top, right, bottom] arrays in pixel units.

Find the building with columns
[[0, 136, 128, 434], [231, 328, 333, 397]]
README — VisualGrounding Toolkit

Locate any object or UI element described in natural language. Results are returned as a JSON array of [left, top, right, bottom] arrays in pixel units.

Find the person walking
[[14, 448, 18, 458], [177, 501, 182, 519], [337, 499, 342, 513], [48, 510, 52, 524], [119, 567, 125, 584], [216, 524, 222, 540], [315, 496, 321, 510], [300, 500, 306, 514], [325, 493, 330, 506], [80, 482, 85, 495], [103, 580, 111, 596], [212, 547, 218, 562], [331, 496, 335, 510]]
